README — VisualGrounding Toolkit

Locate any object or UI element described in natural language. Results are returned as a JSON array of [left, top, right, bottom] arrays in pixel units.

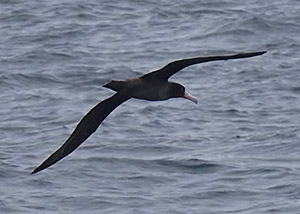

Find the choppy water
[[1, 0, 300, 213]]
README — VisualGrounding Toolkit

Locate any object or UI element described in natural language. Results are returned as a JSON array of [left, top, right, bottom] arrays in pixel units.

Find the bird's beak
[[183, 91, 198, 104]]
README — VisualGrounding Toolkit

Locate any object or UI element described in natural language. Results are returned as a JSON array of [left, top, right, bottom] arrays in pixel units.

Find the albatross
[[32, 51, 266, 174]]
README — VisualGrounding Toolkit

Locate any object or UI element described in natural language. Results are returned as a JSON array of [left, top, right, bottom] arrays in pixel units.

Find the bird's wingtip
[[31, 168, 39, 174], [237, 50, 267, 58], [249, 50, 267, 56], [259, 50, 267, 54], [31, 165, 44, 174]]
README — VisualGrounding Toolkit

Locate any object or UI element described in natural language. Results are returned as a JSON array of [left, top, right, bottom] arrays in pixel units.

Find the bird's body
[[32, 51, 266, 174], [104, 77, 171, 101]]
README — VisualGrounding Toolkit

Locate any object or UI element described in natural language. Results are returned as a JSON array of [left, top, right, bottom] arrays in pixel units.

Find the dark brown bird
[[32, 51, 266, 174]]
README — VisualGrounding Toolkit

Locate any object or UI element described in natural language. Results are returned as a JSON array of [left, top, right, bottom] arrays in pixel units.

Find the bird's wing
[[144, 51, 266, 80], [32, 93, 130, 174]]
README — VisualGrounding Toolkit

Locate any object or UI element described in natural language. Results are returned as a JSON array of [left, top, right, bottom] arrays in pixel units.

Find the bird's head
[[169, 82, 198, 104]]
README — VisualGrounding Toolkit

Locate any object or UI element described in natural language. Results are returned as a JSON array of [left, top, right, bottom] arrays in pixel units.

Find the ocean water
[[1, 0, 300, 213]]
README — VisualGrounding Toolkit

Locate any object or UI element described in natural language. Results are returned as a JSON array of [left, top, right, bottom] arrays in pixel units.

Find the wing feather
[[32, 93, 130, 174], [144, 51, 266, 80]]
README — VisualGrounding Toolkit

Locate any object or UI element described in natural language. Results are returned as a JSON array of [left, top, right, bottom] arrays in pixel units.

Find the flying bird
[[32, 51, 266, 174]]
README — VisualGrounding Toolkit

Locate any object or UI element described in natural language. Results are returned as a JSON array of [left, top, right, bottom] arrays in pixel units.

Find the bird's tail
[[103, 80, 126, 92]]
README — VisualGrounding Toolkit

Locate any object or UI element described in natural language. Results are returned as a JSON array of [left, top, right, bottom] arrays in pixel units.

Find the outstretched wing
[[32, 93, 130, 174], [144, 51, 266, 80]]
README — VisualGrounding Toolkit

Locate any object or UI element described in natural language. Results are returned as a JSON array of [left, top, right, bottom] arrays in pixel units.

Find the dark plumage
[[32, 51, 266, 174]]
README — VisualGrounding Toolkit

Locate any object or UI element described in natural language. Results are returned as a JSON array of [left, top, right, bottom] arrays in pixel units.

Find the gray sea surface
[[1, 0, 300, 213]]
